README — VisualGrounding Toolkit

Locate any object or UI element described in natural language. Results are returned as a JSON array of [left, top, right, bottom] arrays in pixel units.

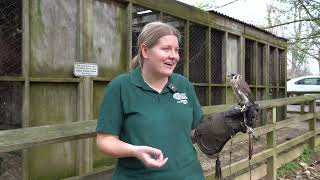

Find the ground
[[283, 152, 320, 179]]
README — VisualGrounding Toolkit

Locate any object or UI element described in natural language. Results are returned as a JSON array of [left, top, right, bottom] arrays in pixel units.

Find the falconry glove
[[194, 104, 259, 179], [194, 105, 258, 156]]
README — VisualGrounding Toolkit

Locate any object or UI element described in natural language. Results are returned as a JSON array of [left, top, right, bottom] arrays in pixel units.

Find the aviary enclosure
[[0, 0, 294, 179]]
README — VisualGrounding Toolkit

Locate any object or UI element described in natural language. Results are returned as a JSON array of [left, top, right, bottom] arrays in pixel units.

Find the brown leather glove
[[194, 105, 259, 155]]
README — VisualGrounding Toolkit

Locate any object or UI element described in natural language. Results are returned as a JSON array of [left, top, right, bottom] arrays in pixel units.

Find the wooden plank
[[276, 131, 314, 154], [235, 143, 307, 180], [22, 0, 30, 179], [29, 0, 78, 78], [277, 144, 307, 168], [0, 76, 25, 81], [30, 77, 81, 82], [276, 113, 314, 130], [0, 120, 96, 153], [235, 164, 266, 180], [202, 95, 318, 115], [266, 107, 276, 180], [92, 0, 127, 79], [62, 165, 114, 180]]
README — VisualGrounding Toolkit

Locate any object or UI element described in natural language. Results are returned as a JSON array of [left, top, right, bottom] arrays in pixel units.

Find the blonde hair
[[130, 21, 181, 69]]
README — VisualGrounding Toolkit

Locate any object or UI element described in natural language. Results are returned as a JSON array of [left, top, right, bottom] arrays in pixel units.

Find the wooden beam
[[0, 120, 97, 153]]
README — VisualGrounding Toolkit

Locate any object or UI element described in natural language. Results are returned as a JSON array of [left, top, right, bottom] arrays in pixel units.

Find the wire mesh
[[0, 0, 22, 76], [211, 86, 224, 105], [255, 88, 265, 126], [245, 39, 254, 85], [0, 151, 22, 180], [162, 14, 185, 75], [257, 43, 265, 85], [211, 29, 223, 84], [279, 49, 286, 86], [277, 88, 286, 122], [0, 82, 22, 129], [269, 47, 276, 86], [132, 6, 160, 59], [189, 23, 207, 83], [269, 88, 277, 99], [194, 86, 207, 106]]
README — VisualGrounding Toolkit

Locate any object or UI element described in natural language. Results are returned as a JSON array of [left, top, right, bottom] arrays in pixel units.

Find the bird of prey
[[229, 73, 255, 112]]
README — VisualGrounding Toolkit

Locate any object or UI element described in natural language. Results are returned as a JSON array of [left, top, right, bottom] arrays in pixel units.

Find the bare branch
[[214, 0, 242, 9], [297, 0, 320, 26], [262, 18, 320, 29], [300, 48, 320, 61]]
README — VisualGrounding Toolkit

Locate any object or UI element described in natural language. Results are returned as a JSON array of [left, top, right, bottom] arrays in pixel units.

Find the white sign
[[74, 63, 98, 77]]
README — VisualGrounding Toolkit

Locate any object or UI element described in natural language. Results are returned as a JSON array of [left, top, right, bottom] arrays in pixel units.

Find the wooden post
[[308, 100, 316, 151], [77, 0, 93, 175], [183, 20, 189, 79], [300, 103, 305, 115], [22, 0, 30, 179], [126, 2, 133, 70], [266, 107, 276, 180]]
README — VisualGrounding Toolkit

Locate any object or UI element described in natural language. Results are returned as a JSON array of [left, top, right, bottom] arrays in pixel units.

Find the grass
[[277, 146, 320, 178], [276, 146, 318, 178], [277, 161, 300, 178]]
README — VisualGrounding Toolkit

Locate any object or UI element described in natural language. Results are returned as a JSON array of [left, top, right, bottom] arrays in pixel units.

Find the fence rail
[[0, 94, 320, 180]]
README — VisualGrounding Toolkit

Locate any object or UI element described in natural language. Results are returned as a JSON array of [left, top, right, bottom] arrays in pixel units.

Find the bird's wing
[[239, 79, 255, 106], [230, 77, 255, 106]]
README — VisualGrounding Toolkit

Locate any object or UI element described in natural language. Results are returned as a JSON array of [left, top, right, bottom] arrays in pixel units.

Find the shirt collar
[[129, 67, 173, 94]]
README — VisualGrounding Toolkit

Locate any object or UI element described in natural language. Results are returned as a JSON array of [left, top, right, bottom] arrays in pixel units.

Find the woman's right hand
[[96, 133, 167, 168], [133, 146, 168, 168]]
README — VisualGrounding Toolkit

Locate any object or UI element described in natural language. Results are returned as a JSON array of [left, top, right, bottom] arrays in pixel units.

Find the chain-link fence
[[162, 14, 185, 75], [269, 47, 276, 86], [194, 86, 207, 106], [0, 0, 22, 76], [257, 43, 265, 85], [0, 82, 22, 130], [245, 39, 254, 85], [132, 6, 160, 60], [279, 49, 286, 86], [189, 23, 207, 83], [211, 86, 224, 105], [211, 30, 223, 84]]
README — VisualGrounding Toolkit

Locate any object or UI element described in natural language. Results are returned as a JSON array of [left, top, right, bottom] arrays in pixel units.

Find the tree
[[264, 0, 320, 78]]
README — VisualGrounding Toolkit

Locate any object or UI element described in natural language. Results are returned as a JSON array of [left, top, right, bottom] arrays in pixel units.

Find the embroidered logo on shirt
[[173, 93, 188, 104]]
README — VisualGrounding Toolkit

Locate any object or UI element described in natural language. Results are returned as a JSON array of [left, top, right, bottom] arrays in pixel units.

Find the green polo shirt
[[96, 67, 204, 180]]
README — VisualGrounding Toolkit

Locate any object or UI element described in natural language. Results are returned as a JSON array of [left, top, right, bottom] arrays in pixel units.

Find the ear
[[141, 44, 149, 59]]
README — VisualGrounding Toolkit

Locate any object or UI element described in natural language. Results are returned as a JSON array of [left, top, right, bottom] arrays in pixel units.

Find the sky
[[177, 0, 319, 74]]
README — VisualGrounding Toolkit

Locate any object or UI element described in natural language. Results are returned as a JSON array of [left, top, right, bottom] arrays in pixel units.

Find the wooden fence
[[0, 95, 319, 180]]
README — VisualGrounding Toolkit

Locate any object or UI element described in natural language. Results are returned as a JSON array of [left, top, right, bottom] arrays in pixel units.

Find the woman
[[96, 21, 205, 179]]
